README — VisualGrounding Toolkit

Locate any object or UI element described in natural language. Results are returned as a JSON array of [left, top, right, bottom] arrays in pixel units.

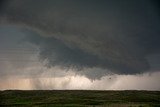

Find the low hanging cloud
[[0, 0, 160, 79]]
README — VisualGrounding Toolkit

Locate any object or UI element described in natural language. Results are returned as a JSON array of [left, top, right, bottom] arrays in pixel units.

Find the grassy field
[[0, 90, 160, 107]]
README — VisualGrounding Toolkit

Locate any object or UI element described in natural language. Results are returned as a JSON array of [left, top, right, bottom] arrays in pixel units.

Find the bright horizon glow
[[0, 72, 159, 90]]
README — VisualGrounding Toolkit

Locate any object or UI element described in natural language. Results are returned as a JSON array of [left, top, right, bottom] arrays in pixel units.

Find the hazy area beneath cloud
[[0, 0, 160, 90], [1, 71, 160, 90]]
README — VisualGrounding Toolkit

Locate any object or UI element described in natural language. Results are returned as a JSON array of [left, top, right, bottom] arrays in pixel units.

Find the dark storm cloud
[[0, 0, 160, 77], [26, 31, 108, 70]]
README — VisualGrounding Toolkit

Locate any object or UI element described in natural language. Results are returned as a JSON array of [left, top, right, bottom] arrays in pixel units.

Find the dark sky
[[0, 0, 160, 89]]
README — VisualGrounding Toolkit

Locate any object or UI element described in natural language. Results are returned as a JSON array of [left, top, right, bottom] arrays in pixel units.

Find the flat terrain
[[0, 90, 160, 107]]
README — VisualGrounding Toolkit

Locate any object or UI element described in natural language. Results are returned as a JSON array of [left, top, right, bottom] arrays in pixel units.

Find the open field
[[0, 90, 160, 107]]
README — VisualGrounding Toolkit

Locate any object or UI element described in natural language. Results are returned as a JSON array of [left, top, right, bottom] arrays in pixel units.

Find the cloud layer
[[0, 0, 160, 79]]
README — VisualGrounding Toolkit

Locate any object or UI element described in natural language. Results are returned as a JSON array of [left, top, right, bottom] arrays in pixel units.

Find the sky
[[0, 0, 160, 90]]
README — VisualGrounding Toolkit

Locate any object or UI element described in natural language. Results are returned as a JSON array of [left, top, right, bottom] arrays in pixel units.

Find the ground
[[0, 90, 160, 107]]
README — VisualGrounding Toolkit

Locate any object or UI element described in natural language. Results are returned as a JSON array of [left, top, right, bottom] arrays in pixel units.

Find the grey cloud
[[0, 0, 160, 79], [26, 31, 149, 75]]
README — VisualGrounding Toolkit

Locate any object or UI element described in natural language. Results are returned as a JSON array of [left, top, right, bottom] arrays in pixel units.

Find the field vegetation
[[0, 90, 160, 107]]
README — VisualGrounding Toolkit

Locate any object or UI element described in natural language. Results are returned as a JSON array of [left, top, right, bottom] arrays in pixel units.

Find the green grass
[[0, 90, 160, 107]]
